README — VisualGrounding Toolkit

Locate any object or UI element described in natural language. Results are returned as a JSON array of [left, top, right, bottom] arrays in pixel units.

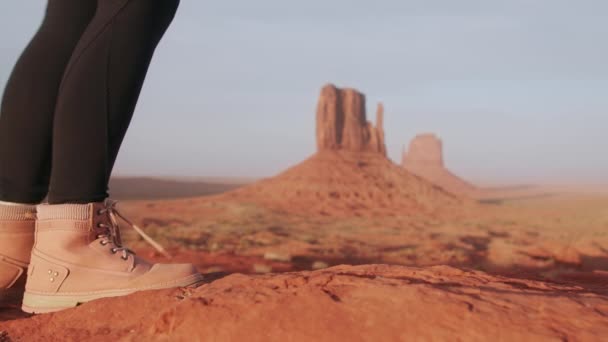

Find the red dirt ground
[[3, 264, 607, 342]]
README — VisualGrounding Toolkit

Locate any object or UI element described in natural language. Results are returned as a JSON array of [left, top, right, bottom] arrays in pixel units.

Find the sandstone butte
[[316, 84, 386, 155], [402, 133, 478, 197], [224, 84, 465, 218]]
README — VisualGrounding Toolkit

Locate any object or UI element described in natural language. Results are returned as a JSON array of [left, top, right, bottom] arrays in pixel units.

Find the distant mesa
[[402, 133, 445, 168], [402, 134, 477, 196], [316, 84, 386, 155], [225, 84, 464, 217]]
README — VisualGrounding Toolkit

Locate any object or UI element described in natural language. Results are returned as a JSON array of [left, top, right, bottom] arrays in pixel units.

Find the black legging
[[0, 0, 179, 204]]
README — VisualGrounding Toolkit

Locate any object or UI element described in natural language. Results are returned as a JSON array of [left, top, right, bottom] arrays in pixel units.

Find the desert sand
[[1, 85, 607, 341]]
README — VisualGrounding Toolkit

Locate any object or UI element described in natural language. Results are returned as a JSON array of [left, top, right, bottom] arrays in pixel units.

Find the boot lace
[[96, 199, 172, 260]]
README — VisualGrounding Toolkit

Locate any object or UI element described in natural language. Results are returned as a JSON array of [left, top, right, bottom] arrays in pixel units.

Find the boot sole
[[21, 273, 205, 314]]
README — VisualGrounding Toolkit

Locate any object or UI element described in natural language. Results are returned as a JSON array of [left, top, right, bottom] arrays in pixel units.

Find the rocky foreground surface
[[2, 264, 607, 341]]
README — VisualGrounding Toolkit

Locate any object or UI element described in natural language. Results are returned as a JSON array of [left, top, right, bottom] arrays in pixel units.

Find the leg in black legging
[[46, 0, 180, 204], [0, 0, 97, 204]]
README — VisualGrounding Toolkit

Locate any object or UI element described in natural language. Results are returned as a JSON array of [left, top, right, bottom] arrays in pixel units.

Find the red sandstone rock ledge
[[3, 264, 607, 341]]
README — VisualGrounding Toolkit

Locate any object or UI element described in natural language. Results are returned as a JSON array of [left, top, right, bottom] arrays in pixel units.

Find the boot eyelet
[[121, 255, 129, 261], [100, 241, 108, 246], [97, 223, 103, 228], [97, 210, 104, 215], [111, 248, 117, 254]]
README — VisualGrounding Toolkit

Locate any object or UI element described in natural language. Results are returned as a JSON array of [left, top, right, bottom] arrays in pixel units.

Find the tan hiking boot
[[22, 199, 203, 313], [0, 203, 36, 305]]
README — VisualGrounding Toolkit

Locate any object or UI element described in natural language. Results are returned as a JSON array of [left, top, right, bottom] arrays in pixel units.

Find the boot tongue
[[91, 203, 115, 243], [91, 199, 172, 259], [107, 210, 124, 247]]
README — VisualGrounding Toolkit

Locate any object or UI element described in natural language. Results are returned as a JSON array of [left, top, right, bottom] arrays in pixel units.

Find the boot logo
[[47, 269, 60, 282]]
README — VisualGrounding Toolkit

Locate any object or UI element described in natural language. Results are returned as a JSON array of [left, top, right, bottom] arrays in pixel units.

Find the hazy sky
[[1, 1, 607, 184]]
